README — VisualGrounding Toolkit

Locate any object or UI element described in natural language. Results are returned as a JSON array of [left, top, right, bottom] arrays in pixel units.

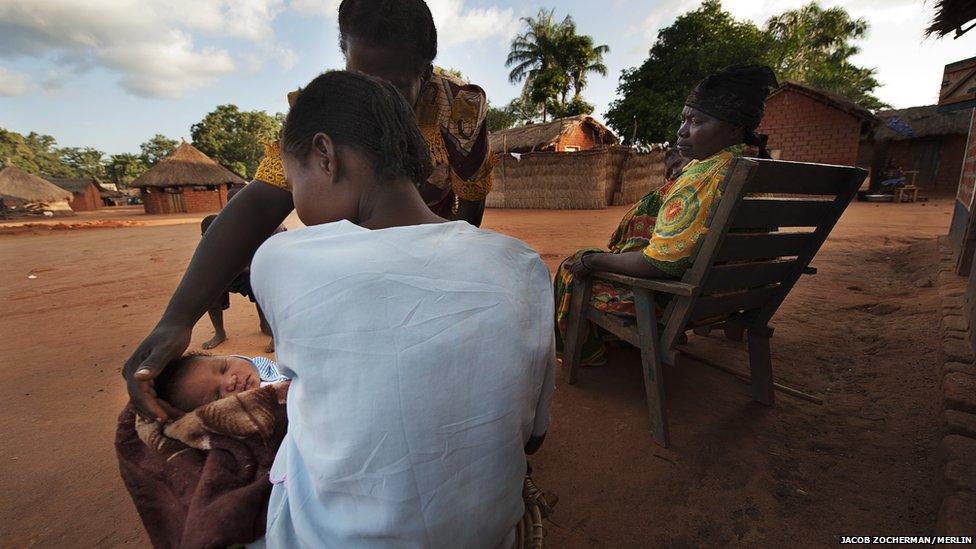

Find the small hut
[[759, 81, 878, 167], [860, 105, 972, 194], [490, 115, 618, 154], [130, 142, 245, 214], [97, 182, 130, 206], [0, 165, 74, 216], [49, 177, 103, 211]]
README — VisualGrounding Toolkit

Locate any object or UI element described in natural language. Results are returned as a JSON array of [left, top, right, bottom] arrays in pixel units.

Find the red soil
[[0, 200, 952, 547]]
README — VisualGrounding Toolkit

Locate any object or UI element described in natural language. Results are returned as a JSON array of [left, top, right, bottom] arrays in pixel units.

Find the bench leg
[[563, 278, 592, 385], [747, 324, 775, 406], [634, 288, 669, 448]]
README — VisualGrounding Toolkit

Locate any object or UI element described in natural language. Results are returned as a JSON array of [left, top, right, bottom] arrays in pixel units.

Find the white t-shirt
[[250, 220, 555, 548]]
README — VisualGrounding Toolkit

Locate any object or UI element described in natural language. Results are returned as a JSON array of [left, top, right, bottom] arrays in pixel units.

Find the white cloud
[[0, 66, 31, 96], [276, 46, 300, 70], [0, 0, 291, 98], [290, 0, 340, 16], [427, 0, 517, 46], [289, 0, 515, 46]]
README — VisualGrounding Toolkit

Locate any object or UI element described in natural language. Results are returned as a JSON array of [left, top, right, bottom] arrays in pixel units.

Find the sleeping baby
[[154, 352, 289, 413]]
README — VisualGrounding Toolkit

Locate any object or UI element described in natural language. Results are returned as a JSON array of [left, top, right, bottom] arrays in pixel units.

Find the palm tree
[[565, 35, 609, 102], [506, 9, 571, 122], [506, 9, 609, 122]]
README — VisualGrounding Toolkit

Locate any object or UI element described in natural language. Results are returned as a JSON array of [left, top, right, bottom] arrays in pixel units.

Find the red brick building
[[49, 177, 102, 211], [859, 105, 971, 195], [758, 81, 878, 167], [130, 142, 244, 215], [490, 115, 618, 154]]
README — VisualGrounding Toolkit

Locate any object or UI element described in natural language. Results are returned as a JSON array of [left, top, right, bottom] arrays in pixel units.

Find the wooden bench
[[561, 157, 867, 447]]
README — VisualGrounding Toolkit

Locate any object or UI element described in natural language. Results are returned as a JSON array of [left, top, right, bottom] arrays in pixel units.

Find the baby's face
[[170, 356, 260, 412]]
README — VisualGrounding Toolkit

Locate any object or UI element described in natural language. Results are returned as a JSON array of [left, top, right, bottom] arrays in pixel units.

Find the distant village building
[[758, 81, 878, 167], [490, 115, 619, 154], [860, 105, 972, 195], [49, 177, 103, 211], [97, 184, 129, 207], [0, 165, 74, 216], [130, 142, 245, 215]]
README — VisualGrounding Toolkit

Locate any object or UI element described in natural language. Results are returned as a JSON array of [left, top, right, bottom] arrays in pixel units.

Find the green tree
[[443, 68, 467, 81], [139, 134, 178, 166], [506, 9, 608, 122], [107, 153, 147, 187], [550, 96, 594, 118], [607, 1, 886, 145], [486, 105, 517, 132], [190, 105, 281, 179], [0, 128, 78, 177], [565, 34, 609, 101], [765, 2, 887, 109], [605, 1, 769, 144], [60, 147, 107, 179]]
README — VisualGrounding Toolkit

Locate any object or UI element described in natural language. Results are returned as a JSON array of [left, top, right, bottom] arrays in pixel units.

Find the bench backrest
[[660, 158, 867, 350]]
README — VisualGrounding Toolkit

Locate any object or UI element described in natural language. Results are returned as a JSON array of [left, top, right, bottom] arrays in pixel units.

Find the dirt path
[[0, 201, 952, 547]]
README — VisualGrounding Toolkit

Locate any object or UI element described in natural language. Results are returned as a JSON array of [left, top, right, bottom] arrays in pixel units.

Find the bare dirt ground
[[0, 200, 952, 547]]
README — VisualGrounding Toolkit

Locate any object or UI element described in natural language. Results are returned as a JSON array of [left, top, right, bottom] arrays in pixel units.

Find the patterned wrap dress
[[252, 67, 495, 217], [554, 144, 751, 365]]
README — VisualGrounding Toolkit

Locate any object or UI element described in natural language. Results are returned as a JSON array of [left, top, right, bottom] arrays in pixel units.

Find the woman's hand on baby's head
[[123, 323, 193, 422]]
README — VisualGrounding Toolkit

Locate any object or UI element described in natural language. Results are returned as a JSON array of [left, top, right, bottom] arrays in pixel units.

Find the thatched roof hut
[[0, 166, 74, 214], [926, 0, 976, 38], [49, 176, 106, 211], [490, 115, 619, 154], [874, 105, 972, 141], [130, 142, 244, 189]]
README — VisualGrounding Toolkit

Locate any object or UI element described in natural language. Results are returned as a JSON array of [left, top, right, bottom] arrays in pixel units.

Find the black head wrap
[[685, 64, 779, 156]]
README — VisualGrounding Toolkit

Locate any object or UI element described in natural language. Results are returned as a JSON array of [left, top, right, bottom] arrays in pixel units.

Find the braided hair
[[281, 71, 433, 185], [338, 0, 437, 73]]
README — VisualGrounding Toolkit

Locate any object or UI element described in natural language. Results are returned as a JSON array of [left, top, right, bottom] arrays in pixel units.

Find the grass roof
[[490, 115, 619, 154], [130, 142, 245, 188], [0, 166, 74, 204]]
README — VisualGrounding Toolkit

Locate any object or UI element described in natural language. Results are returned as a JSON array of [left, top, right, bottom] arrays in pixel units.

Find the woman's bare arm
[[122, 181, 294, 421]]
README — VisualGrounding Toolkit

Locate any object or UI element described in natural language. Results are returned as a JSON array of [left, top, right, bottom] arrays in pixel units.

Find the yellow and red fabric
[[554, 144, 750, 365], [253, 67, 493, 217]]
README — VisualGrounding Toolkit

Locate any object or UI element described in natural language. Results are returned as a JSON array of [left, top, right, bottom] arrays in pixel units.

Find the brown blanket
[[115, 382, 289, 549]]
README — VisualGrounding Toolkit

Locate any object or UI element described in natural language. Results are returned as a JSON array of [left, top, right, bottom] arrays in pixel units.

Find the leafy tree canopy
[[606, 0, 768, 145], [606, 0, 887, 145], [766, 3, 887, 110], [190, 105, 282, 179], [139, 134, 178, 166], [1, 128, 82, 178], [506, 9, 608, 122]]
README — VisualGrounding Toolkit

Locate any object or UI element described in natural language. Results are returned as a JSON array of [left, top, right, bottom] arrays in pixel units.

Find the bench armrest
[[590, 271, 697, 296]]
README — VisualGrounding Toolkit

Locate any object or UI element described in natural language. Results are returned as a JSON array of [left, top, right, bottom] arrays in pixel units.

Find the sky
[[0, 0, 973, 155]]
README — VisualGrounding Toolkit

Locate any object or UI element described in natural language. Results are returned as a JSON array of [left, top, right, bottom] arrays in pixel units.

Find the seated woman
[[554, 64, 779, 366], [250, 71, 555, 547]]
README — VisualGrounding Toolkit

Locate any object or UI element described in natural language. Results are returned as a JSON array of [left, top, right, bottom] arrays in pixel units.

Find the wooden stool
[[895, 185, 919, 203]]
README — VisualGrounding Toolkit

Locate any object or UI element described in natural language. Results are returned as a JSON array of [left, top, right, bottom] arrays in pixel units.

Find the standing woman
[[553, 64, 779, 366], [123, 0, 495, 421]]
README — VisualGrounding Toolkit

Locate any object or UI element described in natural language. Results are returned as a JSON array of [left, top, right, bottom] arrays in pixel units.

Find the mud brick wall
[[759, 89, 862, 167], [880, 136, 968, 195], [555, 124, 602, 152], [69, 184, 101, 211], [140, 186, 228, 214]]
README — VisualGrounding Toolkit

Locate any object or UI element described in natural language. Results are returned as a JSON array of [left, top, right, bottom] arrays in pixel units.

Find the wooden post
[[747, 324, 775, 405], [563, 277, 592, 385], [634, 287, 669, 447]]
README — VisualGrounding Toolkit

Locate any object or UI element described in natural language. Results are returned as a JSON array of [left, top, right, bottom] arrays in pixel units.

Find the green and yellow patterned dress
[[554, 144, 751, 365]]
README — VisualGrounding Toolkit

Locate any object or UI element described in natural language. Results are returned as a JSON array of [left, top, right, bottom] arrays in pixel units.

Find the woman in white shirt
[[250, 70, 556, 548]]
